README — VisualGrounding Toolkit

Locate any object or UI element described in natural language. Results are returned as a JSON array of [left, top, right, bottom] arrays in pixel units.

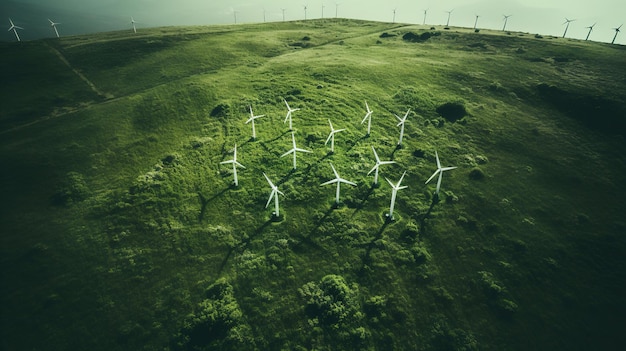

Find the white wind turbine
[[395, 109, 410, 147], [361, 101, 373, 136], [281, 132, 312, 170], [585, 23, 596, 41], [245, 106, 264, 140], [445, 9, 454, 27], [283, 98, 299, 130], [263, 173, 284, 217], [8, 18, 23, 42], [325, 119, 346, 153], [131, 16, 137, 33], [385, 171, 408, 220], [321, 163, 356, 204], [220, 144, 245, 186], [502, 15, 512, 31], [562, 18, 575, 38], [425, 150, 457, 196], [368, 146, 395, 186], [48, 19, 60, 38]]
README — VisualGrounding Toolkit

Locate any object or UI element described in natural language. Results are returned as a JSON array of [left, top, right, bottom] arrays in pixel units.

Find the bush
[[468, 167, 485, 180], [436, 102, 467, 122], [52, 172, 90, 206]]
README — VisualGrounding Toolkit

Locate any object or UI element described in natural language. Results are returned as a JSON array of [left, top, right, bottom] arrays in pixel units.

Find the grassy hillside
[[1, 19, 625, 351]]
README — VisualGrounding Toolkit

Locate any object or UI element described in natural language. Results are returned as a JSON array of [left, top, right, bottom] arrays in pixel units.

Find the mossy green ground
[[1, 19, 625, 350]]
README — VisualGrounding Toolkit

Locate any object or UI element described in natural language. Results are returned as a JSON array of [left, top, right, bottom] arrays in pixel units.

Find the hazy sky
[[2, 0, 624, 43]]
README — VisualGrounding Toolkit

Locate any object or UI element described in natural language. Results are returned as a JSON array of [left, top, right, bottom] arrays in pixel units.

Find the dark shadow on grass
[[217, 219, 272, 275], [358, 220, 389, 273], [267, 130, 291, 143], [351, 184, 376, 218], [417, 193, 439, 240], [198, 188, 229, 223], [278, 168, 297, 185]]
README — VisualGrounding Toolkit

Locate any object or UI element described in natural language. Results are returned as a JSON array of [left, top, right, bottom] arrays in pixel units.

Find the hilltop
[[1, 19, 625, 351]]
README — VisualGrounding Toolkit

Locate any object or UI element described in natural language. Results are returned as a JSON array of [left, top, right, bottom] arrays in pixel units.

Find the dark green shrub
[[52, 172, 90, 206]]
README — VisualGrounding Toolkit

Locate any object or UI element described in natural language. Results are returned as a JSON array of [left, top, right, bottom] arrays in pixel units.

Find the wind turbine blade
[[281, 149, 295, 158], [235, 161, 245, 169], [295, 148, 312, 153], [398, 185, 408, 190], [220, 160, 234, 165], [371, 146, 381, 163], [436, 171, 443, 193], [365, 101, 371, 112], [321, 179, 338, 186], [276, 189, 285, 196], [338, 178, 356, 186], [336, 128, 346, 133], [263, 172, 275, 188], [385, 177, 395, 188], [441, 166, 457, 171], [425, 169, 440, 184], [380, 160, 396, 166], [398, 171, 407, 185], [435, 150, 441, 169], [325, 133, 333, 145], [284, 99, 290, 110], [367, 165, 379, 176], [266, 190, 276, 208], [330, 163, 339, 179]]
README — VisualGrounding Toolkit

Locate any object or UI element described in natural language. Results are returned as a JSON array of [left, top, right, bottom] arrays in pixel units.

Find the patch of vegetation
[[436, 101, 468, 122]]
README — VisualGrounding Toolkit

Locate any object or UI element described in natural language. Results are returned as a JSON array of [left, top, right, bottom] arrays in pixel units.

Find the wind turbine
[[233, 10, 238, 24], [263, 8, 266, 22], [322, 4, 325, 19], [325, 119, 346, 153], [282, 8, 286, 22], [321, 163, 356, 205], [425, 150, 457, 196], [385, 171, 408, 220], [48, 19, 60, 38], [8, 18, 23, 42], [130, 17, 137, 34], [612, 24, 622, 44], [422, 9, 428, 25], [281, 132, 312, 170], [368, 146, 396, 186], [220, 144, 245, 186], [263, 173, 284, 218], [361, 101, 373, 136], [245, 106, 264, 140], [445, 9, 453, 27], [502, 15, 512, 31], [584, 23, 596, 41], [283, 99, 299, 130], [562, 18, 575, 38], [335, 2, 340, 18], [395, 109, 410, 147], [303, 5, 308, 20], [473, 15, 480, 30], [392, 8, 397, 24]]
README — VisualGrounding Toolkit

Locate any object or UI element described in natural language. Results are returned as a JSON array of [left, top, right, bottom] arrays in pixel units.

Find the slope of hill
[[1, 19, 625, 351]]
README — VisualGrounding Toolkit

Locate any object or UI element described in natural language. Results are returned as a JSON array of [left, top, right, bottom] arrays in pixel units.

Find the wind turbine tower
[[502, 15, 512, 31], [281, 132, 312, 170], [368, 146, 396, 186], [234, 10, 238, 24], [335, 3, 340, 18], [8, 18, 23, 42], [562, 18, 575, 38], [282, 8, 286, 22], [48, 19, 60, 38], [385, 171, 408, 220], [220, 144, 245, 187], [585, 23, 596, 41], [304, 5, 308, 20], [474, 15, 480, 30], [361, 101, 373, 136], [321, 163, 357, 205], [263, 173, 284, 218], [393, 8, 397, 24], [425, 150, 457, 197], [322, 4, 325, 19], [445, 9, 453, 27], [325, 119, 346, 153], [245, 106, 264, 140], [395, 109, 410, 147], [612, 24, 622, 44], [423, 9, 428, 25], [131, 17, 137, 33]]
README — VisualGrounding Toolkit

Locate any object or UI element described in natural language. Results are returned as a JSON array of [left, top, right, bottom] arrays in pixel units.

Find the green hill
[[1, 19, 625, 351]]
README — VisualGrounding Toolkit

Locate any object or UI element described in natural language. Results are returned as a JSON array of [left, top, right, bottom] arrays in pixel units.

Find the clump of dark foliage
[[402, 31, 440, 43], [436, 102, 467, 122], [210, 103, 230, 118]]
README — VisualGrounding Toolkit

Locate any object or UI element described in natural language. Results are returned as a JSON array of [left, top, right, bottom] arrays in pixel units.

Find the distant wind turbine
[[562, 18, 575, 38], [303, 5, 308, 20], [335, 3, 340, 18], [322, 4, 325, 19], [220, 144, 245, 187], [283, 99, 299, 130], [48, 19, 60, 38], [385, 171, 408, 220], [8, 18, 23, 42], [445, 9, 453, 27], [325, 119, 346, 153], [233, 10, 238, 24], [281, 132, 312, 170], [130, 16, 137, 34], [395, 109, 410, 147], [245, 106, 264, 140], [423, 9, 428, 25], [425, 150, 457, 196], [368, 146, 396, 186], [282, 8, 286, 22], [360, 101, 373, 136], [263, 173, 284, 218], [585, 23, 596, 41], [392, 8, 397, 24], [612, 24, 622, 44], [321, 163, 356, 205], [263, 8, 266, 22], [502, 15, 512, 31], [473, 15, 480, 30]]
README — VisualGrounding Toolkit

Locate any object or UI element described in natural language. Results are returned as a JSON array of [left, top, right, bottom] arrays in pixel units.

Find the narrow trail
[[45, 43, 112, 99]]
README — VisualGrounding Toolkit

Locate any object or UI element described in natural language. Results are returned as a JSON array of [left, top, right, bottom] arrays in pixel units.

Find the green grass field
[[1, 19, 625, 350]]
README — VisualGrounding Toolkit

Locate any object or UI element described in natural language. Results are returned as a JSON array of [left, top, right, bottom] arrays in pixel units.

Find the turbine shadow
[[350, 184, 376, 218], [307, 206, 335, 238], [217, 218, 272, 276], [267, 130, 291, 144], [198, 188, 229, 223], [358, 221, 389, 273], [417, 194, 439, 240]]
